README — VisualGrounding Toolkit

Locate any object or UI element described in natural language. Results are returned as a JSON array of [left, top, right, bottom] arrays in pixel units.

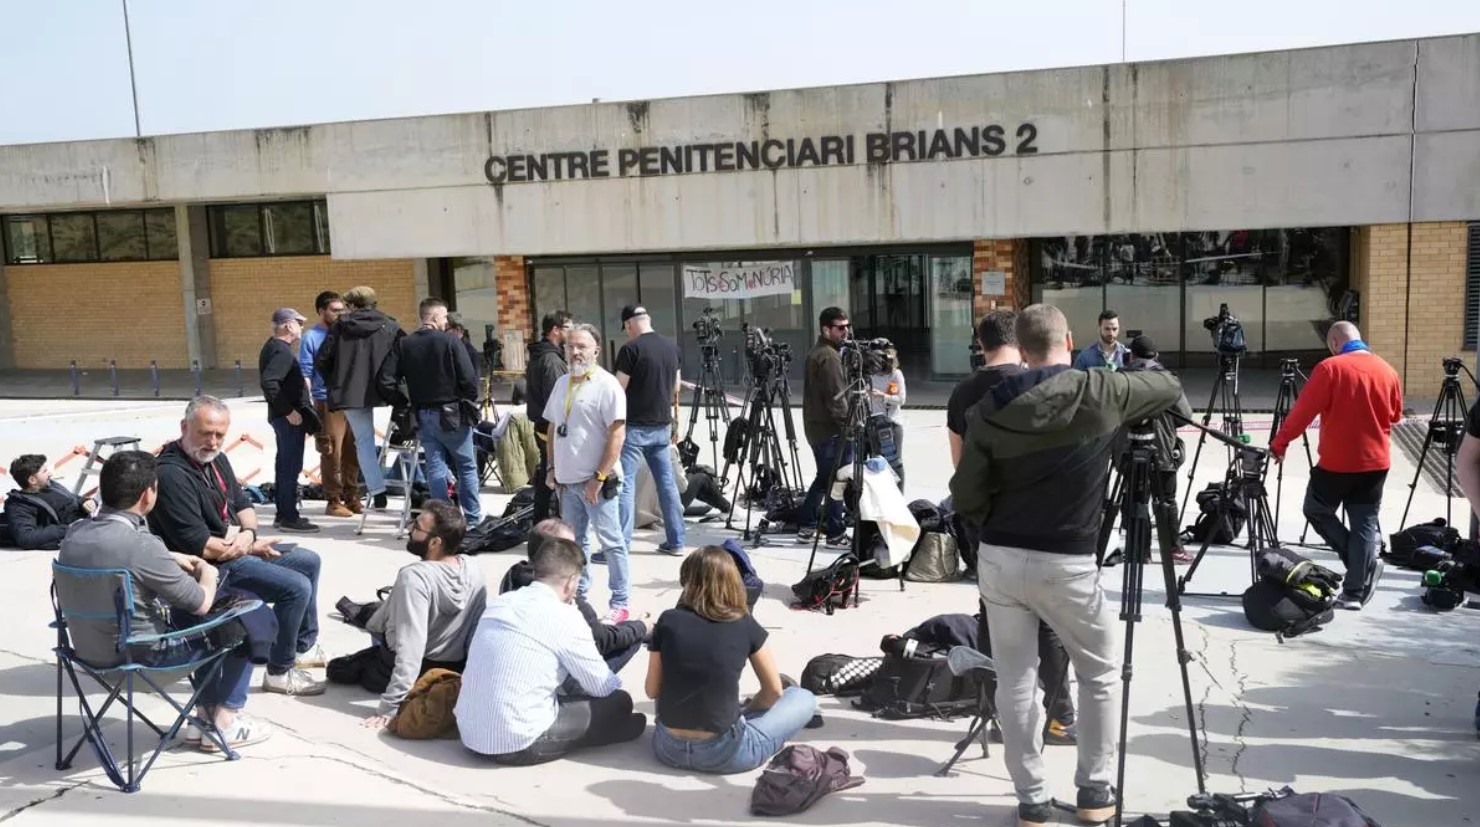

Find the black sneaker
[[824, 533, 852, 549], [795, 528, 817, 545], [372, 492, 388, 510], [1017, 801, 1053, 827], [1076, 786, 1117, 824], [273, 517, 320, 534]]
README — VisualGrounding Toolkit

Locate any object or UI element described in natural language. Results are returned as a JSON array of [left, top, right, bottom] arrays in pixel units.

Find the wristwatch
[[595, 470, 609, 482]]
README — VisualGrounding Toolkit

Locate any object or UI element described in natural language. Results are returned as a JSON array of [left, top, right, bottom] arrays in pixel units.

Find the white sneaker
[[263, 667, 326, 696], [199, 713, 273, 752], [181, 723, 202, 745], [295, 644, 328, 669]]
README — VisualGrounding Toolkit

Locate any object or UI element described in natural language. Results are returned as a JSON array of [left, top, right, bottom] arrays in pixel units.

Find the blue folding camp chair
[[51, 562, 262, 792]]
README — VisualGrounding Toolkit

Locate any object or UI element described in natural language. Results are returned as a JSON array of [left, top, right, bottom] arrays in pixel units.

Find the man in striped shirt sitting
[[454, 536, 647, 765]]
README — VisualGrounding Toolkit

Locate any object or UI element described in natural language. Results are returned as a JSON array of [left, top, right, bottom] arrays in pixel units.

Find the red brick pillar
[[494, 256, 532, 341], [972, 239, 1023, 320]]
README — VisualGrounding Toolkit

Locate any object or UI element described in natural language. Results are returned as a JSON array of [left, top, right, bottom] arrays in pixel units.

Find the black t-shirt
[[1468, 397, 1480, 439], [615, 332, 681, 426], [946, 364, 1026, 436], [649, 605, 767, 733]]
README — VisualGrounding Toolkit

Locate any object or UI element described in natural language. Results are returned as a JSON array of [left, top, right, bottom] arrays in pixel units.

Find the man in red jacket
[[1270, 322, 1404, 610]]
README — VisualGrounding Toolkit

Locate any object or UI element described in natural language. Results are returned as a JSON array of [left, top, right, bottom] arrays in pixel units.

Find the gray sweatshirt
[[367, 555, 487, 715]]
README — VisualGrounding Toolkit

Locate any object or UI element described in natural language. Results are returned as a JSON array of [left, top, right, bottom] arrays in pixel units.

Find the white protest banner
[[682, 261, 796, 300]]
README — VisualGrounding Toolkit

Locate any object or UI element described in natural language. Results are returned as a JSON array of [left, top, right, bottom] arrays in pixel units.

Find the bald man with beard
[[1270, 322, 1404, 610]]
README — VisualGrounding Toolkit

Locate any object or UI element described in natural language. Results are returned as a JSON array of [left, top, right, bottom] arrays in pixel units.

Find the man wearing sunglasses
[[797, 306, 854, 547]]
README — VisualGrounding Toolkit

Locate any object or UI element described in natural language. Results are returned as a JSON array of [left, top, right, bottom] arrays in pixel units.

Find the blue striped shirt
[[454, 580, 621, 755]]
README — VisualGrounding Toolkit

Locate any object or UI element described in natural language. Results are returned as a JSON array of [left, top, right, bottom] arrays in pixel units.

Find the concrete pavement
[[0, 400, 1476, 826]]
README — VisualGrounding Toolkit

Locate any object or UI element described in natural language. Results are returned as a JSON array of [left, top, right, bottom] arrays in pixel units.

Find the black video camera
[[1421, 539, 1480, 611], [1170, 788, 1289, 826], [1443, 356, 1463, 376], [742, 323, 789, 379], [1202, 303, 1246, 355], [692, 307, 723, 345]]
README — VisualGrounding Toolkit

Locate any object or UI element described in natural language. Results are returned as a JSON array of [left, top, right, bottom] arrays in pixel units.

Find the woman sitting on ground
[[646, 546, 816, 773]]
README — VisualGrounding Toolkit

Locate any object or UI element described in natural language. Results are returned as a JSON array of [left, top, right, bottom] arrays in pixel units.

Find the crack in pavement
[[0, 781, 87, 823], [1224, 638, 1254, 792], [1192, 622, 1219, 779], [0, 648, 51, 666]]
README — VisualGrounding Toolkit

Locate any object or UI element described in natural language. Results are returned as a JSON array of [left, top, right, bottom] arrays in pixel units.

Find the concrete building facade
[[2, 34, 1478, 394]]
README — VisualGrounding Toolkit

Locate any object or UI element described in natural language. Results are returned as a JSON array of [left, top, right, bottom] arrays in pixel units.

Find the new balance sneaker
[[1017, 801, 1053, 827], [263, 667, 326, 696], [199, 713, 273, 753], [295, 644, 328, 669], [603, 607, 630, 625], [1076, 785, 1118, 824], [1043, 718, 1078, 746]]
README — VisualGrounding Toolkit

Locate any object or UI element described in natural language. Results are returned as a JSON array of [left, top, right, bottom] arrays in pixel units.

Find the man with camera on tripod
[[1269, 321, 1402, 611], [797, 307, 853, 548], [950, 304, 1184, 827]]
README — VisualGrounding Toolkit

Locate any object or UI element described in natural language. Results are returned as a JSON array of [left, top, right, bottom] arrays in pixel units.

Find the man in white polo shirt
[[543, 323, 632, 624]]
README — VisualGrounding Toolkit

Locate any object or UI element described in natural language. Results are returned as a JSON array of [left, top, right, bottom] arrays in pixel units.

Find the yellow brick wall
[[208, 257, 418, 367], [1352, 221, 1474, 398], [4, 261, 188, 368]]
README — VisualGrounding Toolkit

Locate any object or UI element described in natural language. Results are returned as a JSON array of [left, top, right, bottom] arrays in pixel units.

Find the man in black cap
[[260, 307, 319, 533], [614, 304, 686, 556]]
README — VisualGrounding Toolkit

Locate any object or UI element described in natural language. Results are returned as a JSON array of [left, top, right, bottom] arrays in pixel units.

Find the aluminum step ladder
[[71, 436, 142, 495], [356, 430, 422, 539]]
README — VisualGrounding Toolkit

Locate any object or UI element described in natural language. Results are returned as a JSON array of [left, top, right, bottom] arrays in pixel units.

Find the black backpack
[[1386, 519, 1461, 570], [791, 554, 861, 615], [1242, 548, 1340, 639], [852, 652, 979, 720], [1252, 792, 1381, 826], [799, 654, 884, 696], [1184, 484, 1247, 544]]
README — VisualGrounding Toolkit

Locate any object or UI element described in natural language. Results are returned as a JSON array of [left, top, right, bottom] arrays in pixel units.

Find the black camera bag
[[1242, 548, 1339, 638], [1184, 484, 1247, 544], [852, 652, 978, 720], [1386, 519, 1461, 570], [791, 554, 861, 615]]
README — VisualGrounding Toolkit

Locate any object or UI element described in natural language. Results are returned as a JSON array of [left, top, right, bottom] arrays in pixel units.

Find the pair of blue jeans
[[619, 424, 686, 549], [559, 484, 628, 610], [136, 625, 253, 710], [797, 436, 850, 539], [219, 548, 320, 674], [268, 416, 306, 522], [651, 686, 817, 774], [415, 408, 483, 525], [343, 407, 385, 496]]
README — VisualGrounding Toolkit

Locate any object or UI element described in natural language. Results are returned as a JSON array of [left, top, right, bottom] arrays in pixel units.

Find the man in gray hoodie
[[362, 499, 487, 728]]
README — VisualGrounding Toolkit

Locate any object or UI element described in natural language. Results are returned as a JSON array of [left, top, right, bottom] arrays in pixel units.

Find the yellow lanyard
[[562, 372, 593, 425]]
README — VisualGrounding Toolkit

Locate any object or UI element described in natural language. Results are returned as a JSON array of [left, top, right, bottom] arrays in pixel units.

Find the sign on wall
[[682, 262, 797, 300]]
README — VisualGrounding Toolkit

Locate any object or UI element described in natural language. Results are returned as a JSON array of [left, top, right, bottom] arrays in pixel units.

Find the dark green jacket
[[802, 337, 848, 445], [949, 365, 1184, 555]]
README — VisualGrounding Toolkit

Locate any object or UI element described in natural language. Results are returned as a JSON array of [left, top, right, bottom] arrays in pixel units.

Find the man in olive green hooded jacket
[[949, 303, 1183, 826]]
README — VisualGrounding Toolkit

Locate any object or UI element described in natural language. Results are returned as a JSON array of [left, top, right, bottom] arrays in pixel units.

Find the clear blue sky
[[3, 0, 1478, 146]]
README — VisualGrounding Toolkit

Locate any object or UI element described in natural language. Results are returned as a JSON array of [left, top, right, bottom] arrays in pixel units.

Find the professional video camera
[[1169, 788, 1290, 826], [1420, 539, 1480, 610], [692, 306, 723, 345], [741, 322, 791, 379], [1201, 303, 1247, 356]]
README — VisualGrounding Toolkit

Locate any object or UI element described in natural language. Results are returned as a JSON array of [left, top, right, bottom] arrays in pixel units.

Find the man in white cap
[[259, 307, 319, 533]]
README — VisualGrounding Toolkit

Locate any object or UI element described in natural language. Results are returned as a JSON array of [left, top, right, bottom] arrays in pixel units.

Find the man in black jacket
[[259, 307, 318, 534], [4, 454, 93, 549], [315, 285, 403, 506], [379, 298, 483, 526], [149, 396, 327, 697], [500, 519, 649, 673], [525, 310, 572, 522], [1114, 335, 1195, 564], [797, 306, 852, 547]]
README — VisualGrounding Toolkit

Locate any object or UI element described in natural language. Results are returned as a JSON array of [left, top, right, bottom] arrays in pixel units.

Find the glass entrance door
[[849, 254, 929, 378]]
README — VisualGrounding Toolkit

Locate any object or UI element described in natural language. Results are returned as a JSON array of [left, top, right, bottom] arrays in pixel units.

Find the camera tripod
[[1267, 358, 1319, 547], [1399, 357, 1475, 529], [1178, 351, 1246, 527], [722, 358, 805, 542], [1178, 426, 1280, 599], [678, 333, 732, 470]]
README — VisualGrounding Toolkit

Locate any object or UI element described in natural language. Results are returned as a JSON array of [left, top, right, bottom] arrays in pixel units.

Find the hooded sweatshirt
[[315, 308, 403, 411], [524, 338, 567, 432], [949, 365, 1184, 556], [366, 555, 487, 715], [148, 440, 253, 557]]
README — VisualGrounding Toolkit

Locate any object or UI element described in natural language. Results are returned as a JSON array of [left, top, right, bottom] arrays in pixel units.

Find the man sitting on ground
[[456, 536, 646, 765], [149, 396, 327, 696], [362, 500, 487, 729], [5, 454, 95, 550], [500, 518, 650, 674], [59, 451, 271, 751]]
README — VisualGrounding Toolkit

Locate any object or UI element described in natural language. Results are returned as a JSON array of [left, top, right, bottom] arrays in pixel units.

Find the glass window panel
[[263, 202, 315, 255], [1104, 231, 1181, 364], [96, 211, 147, 261], [638, 262, 678, 339], [313, 201, 332, 253], [532, 266, 567, 334], [1181, 230, 1265, 358], [1264, 228, 1347, 356], [929, 255, 974, 375], [600, 264, 638, 368], [144, 209, 177, 260], [451, 256, 498, 357], [810, 259, 850, 342], [209, 205, 262, 257], [564, 264, 603, 349], [50, 213, 98, 263], [3, 216, 52, 264], [1033, 236, 1106, 351]]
